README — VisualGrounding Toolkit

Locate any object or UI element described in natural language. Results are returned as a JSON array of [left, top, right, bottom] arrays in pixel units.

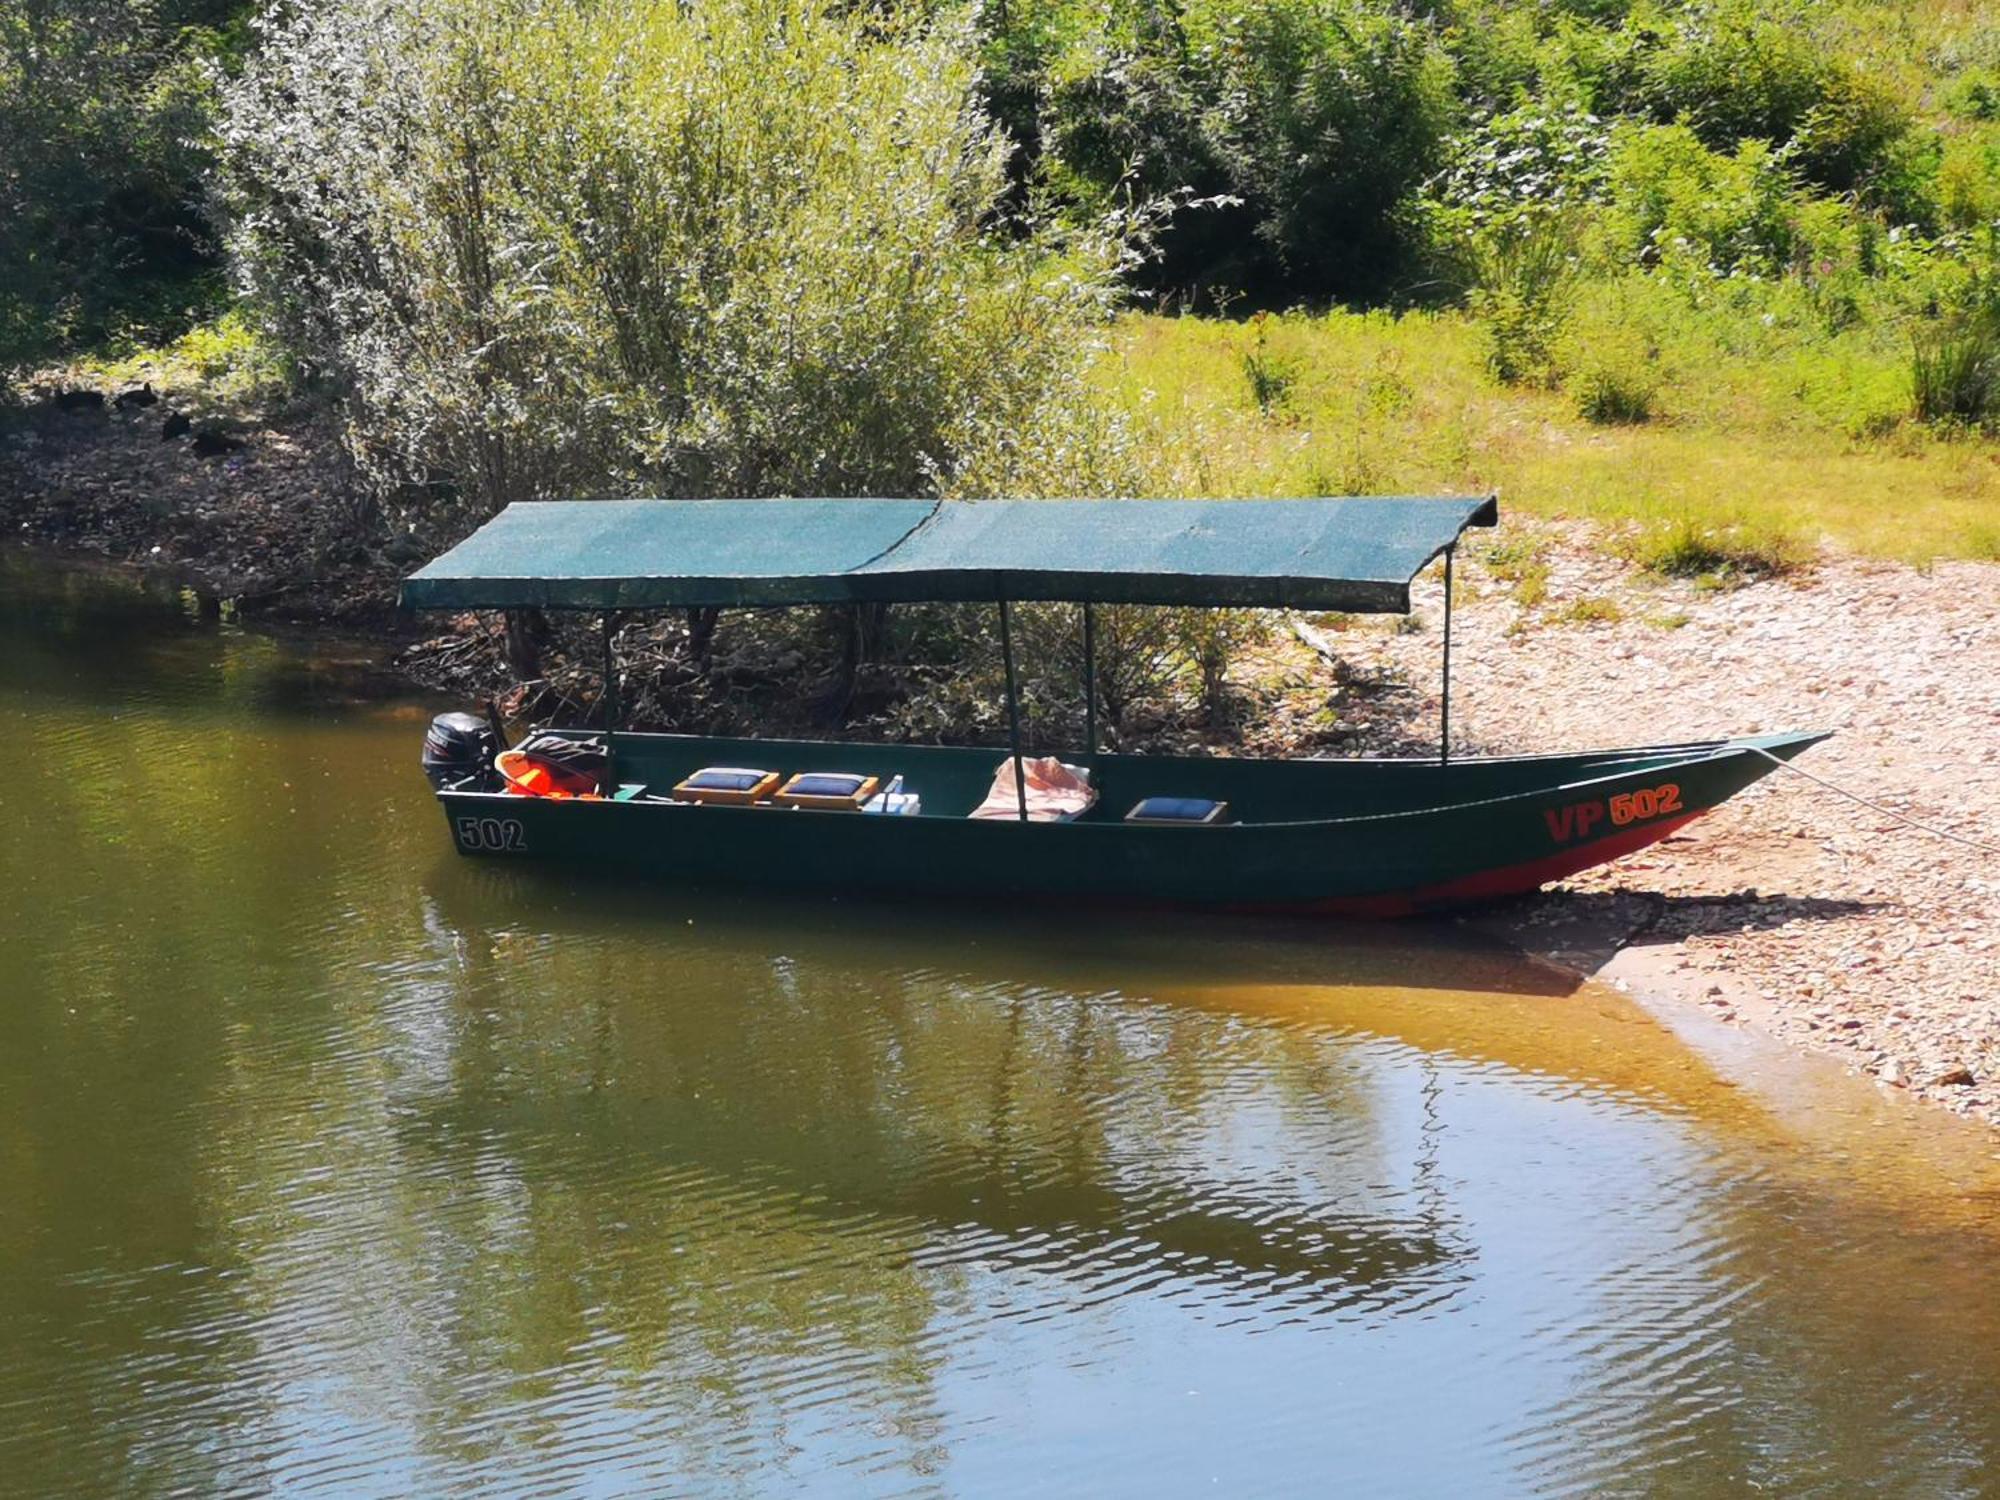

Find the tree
[[221, 0, 1134, 531]]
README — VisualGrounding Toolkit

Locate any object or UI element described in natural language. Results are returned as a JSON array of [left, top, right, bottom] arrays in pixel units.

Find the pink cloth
[[968, 756, 1098, 822]]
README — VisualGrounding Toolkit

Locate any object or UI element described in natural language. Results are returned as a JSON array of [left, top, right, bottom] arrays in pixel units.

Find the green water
[[4, 553, 2000, 1498]]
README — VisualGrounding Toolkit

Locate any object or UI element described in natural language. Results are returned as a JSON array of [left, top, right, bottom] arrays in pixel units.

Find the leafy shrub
[[1637, 4, 1911, 195], [71, 308, 290, 403], [1172, 608, 1270, 726], [995, 600, 1257, 746], [1039, 0, 1457, 303], [1936, 136, 2000, 231], [1204, 0, 1458, 300], [1422, 100, 1613, 241], [1790, 74, 1919, 201], [1537, 11, 1651, 111], [224, 0, 1131, 532], [1560, 594, 1624, 624], [1420, 107, 1621, 387], [1602, 124, 1805, 278], [1572, 360, 1656, 423], [0, 0, 233, 365], [1240, 313, 1296, 416], [1483, 532, 1554, 607], [1036, 15, 1249, 297], [167, 312, 280, 385], [1943, 71, 2000, 123]]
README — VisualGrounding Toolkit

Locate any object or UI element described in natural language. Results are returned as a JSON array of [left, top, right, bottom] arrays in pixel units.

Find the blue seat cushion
[[1126, 796, 1228, 824], [681, 767, 776, 792], [785, 772, 871, 798]]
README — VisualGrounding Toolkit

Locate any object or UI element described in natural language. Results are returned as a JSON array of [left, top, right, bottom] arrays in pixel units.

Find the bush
[[1036, 13, 1250, 297], [0, 0, 233, 365], [1911, 311, 2000, 426], [1469, 216, 1582, 384], [1036, 0, 1457, 303], [1623, 514, 1809, 582], [1556, 279, 1661, 422], [1483, 534, 1551, 608], [1572, 360, 1656, 424], [1944, 71, 2000, 123], [1203, 0, 1458, 301], [1637, 4, 1911, 197], [1239, 313, 1297, 415], [223, 0, 1132, 530], [1936, 135, 2000, 232], [1172, 608, 1270, 726], [1602, 123, 1806, 278], [1560, 594, 1624, 624], [1422, 100, 1613, 242]]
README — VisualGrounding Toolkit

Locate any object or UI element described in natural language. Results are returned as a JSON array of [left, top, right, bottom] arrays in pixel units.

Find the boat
[[401, 495, 1825, 916]]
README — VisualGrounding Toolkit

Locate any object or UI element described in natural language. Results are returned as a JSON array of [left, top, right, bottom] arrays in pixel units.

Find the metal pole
[[601, 609, 620, 785], [1439, 545, 1454, 766], [999, 599, 1028, 822], [1082, 601, 1097, 760]]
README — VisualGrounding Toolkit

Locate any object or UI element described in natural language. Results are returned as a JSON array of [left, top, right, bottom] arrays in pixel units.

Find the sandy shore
[[1352, 539, 2000, 1124]]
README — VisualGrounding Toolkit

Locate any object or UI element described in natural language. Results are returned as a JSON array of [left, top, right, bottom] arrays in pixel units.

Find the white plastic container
[[862, 776, 921, 816]]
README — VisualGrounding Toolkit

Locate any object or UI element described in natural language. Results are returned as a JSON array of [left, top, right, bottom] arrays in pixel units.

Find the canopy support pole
[[601, 610, 620, 783], [999, 599, 1028, 822], [1439, 545, 1455, 766], [1082, 602, 1098, 761]]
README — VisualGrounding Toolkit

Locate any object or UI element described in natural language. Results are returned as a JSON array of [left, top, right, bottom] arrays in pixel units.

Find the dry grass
[[1102, 310, 2000, 565]]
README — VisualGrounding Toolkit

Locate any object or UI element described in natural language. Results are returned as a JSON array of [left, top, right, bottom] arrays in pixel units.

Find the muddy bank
[[7, 385, 1997, 1125], [0, 383, 411, 626]]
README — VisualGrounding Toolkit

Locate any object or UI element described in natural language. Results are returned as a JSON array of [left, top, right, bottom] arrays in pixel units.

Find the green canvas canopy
[[399, 494, 1497, 614]]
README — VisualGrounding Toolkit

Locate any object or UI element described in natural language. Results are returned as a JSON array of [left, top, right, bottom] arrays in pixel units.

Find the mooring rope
[[1749, 746, 2000, 858]]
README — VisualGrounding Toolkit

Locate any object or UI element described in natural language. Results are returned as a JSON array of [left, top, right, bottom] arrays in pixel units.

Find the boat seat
[[671, 767, 782, 805], [773, 771, 881, 811], [1125, 796, 1230, 826]]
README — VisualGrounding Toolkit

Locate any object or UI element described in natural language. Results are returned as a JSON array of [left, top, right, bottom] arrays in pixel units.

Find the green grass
[[1559, 595, 1626, 625], [52, 311, 291, 406], [1481, 534, 1552, 607], [1618, 515, 1812, 584], [1103, 308, 2000, 564]]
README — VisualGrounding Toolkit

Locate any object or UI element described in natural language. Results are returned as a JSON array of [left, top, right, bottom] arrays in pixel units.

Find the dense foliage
[[15, 0, 2000, 430], [222, 0, 1134, 524], [0, 0, 249, 363]]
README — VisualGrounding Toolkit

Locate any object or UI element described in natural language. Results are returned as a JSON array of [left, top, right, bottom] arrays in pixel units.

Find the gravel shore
[[1365, 540, 2000, 1124]]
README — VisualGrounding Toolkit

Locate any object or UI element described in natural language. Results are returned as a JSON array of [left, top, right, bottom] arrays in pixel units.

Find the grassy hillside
[[1107, 310, 2000, 565]]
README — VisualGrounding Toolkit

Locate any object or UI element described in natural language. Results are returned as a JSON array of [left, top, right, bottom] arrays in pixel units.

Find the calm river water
[[4, 554, 2000, 1498]]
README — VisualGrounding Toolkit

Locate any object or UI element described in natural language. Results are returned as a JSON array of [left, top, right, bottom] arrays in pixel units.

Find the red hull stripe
[[1262, 811, 1706, 919]]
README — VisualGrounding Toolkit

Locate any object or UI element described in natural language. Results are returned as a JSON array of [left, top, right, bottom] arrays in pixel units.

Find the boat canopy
[[399, 494, 1497, 614]]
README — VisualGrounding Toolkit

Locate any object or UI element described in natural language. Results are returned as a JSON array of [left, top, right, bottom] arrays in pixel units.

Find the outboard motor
[[422, 711, 500, 791]]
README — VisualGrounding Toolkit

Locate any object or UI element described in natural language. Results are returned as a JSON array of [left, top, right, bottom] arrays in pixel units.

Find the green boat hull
[[432, 729, 1825, 916]]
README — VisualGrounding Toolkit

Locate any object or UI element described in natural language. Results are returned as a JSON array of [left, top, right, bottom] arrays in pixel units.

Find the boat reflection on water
[[395, 864, 2000, 1495], [412, 871, 1514, 1320]]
